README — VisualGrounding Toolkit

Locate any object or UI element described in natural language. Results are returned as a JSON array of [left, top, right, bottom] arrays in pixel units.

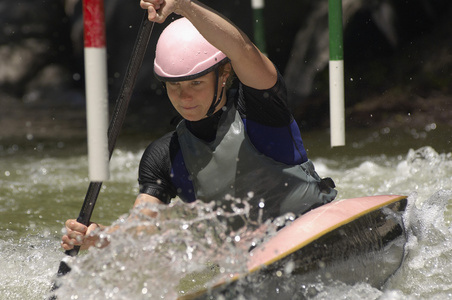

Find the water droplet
[[284, 261, 295, 274]]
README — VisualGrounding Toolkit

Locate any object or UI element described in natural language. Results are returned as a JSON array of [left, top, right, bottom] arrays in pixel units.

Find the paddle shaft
[[55, 11, 154, 276]]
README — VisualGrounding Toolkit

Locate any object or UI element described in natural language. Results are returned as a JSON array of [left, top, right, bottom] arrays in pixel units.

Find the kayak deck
[[180, 195, 408, 299]]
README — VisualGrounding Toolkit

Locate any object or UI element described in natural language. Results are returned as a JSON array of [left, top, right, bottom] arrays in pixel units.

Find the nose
[[178, 86, 192, 100]]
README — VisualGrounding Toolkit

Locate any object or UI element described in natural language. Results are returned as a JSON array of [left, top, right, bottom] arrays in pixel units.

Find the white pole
[[328, 0, 346, 147], [329, 61, 345, 146], [83, 0, 109, 181], [251, 0, 264, 9]]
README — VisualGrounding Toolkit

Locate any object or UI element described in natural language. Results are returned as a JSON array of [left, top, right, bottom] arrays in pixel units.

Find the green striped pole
[[328, 0, 345, 147], [251, 0, 267, 54]]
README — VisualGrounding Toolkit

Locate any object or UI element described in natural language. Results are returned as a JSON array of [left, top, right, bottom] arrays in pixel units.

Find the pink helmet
[[154, 17, 229, 82]]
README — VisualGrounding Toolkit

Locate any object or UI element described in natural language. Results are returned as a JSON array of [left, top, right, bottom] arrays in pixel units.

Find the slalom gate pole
[[251, 0, 267, 55], [84, 0, 110, 181], [328, 0, 346, 147]]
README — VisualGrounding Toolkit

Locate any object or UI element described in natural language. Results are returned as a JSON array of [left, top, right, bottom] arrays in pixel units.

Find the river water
[[1, 124, 451, 300]]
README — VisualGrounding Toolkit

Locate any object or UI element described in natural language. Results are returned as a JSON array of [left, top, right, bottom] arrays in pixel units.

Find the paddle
[[50, 11, 154, 291]]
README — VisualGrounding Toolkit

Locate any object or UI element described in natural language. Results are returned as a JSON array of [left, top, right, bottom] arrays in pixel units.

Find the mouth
[[181, 105, 199, 111]]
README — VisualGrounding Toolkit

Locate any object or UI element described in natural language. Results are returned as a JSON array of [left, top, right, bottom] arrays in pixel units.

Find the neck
[[187, 104, 224, 141]]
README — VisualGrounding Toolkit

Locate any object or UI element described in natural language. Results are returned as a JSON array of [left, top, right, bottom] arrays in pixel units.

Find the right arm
[[132, 193, 165, 218], [61, 194, 165, 251], [62, 133, 175, 251]]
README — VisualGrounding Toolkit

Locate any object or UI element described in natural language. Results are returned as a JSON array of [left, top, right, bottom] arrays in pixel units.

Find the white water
[[1, 131, 451, 299]]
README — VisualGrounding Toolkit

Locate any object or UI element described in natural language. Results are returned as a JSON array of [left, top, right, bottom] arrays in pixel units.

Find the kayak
[[179, 195, 408, 299]]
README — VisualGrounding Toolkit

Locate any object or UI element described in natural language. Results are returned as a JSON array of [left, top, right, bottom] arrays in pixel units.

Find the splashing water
[[52, 198, 293, 300], [1, 139, 452, 299], [386, 190, 452, 300]]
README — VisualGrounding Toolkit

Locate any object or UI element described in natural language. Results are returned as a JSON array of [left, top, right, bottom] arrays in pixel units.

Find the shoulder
[[240, 68, 287, 100], [237, 68, 288, 112], [138, 131, 180, 204], [140, 131, 180, 166], [236, 69, 292, 126], [143, 131, 178, 154]]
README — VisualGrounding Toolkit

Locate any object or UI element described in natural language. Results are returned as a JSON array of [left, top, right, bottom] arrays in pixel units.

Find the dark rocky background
[[1, 0, 451, 141]]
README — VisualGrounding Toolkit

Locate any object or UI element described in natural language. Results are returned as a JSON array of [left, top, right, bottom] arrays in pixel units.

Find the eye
[[191, 81, 202, 86]]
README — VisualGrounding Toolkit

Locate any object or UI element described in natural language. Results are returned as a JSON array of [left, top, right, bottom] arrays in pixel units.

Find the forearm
[[177, 1, 251, 62]]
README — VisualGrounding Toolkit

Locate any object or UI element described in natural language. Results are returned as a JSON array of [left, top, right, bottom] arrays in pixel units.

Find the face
[[165, 68, 229, 122]]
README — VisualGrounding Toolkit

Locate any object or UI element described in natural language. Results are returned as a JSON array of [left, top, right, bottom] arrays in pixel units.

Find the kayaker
[[61, 0, 337, 251]]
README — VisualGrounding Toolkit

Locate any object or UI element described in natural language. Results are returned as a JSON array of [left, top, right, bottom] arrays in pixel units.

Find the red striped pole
[[83, 0, 109, 181]]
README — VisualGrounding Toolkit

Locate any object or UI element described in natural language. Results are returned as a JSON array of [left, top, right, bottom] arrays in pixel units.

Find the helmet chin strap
[[206, 68, 225, 117]]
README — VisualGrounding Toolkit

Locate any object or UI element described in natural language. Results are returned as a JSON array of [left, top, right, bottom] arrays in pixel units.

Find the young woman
[[61, 0, 337, 251]]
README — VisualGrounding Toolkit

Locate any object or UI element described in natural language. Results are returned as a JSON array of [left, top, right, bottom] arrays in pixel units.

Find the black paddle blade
[[49, 248, 78, 297], [55, 248, 78, 276], [49, 261, 71, 292], [56, 259, 72, 277], [48, 256, 74, 299]]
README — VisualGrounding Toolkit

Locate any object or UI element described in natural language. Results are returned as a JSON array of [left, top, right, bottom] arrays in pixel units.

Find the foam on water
[[386, 190, 452, 299], [0, 234, 61, 300], [1, 145, 452, 299]]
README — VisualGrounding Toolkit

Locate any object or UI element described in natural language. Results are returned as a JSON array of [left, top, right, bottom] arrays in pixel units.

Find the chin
[[182, 114, 203, 122], [180, 110, 207, 122]]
